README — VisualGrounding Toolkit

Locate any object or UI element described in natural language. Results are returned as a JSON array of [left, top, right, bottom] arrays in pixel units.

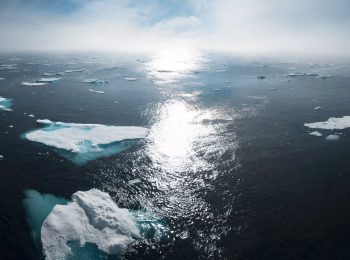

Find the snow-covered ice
[[21, 82, 48, 86], [89, 89, 105, 94], [41, 189, 140, 260], [37, 78, 61, 83], [123, 77, 138, 81], [304, 116, 350, 130], [309, 131, 323, 137], [22, 119, 149, 164]]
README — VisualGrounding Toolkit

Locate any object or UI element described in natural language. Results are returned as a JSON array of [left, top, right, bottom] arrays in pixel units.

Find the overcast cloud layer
[[0, 0, 349, 57]]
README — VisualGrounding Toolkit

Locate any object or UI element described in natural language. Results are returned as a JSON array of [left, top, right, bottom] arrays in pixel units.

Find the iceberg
[[23, 189, 168, 260], [21, 82, 48, 86], [37, 78, 61, 83], [22, 119, 149, 165], [304, 116, 350, 130], [41, 189, 140, 260], [0, 96, 12, 111]]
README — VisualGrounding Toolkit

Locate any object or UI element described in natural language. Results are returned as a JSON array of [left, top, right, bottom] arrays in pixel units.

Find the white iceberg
[[37, 78, 61, 83], [21, 82, 48, 86], [22, 119, 149, 164], [0, 96, 12, 111], [41, 189, 140, 260], [304, 116, 350, 130]]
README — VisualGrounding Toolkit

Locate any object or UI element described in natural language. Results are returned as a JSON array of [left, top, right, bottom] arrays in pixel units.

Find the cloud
[[0, 0, 349, 57]]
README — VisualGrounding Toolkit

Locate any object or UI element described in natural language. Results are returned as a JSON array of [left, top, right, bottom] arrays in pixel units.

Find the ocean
[[0, 50, 350, 259]]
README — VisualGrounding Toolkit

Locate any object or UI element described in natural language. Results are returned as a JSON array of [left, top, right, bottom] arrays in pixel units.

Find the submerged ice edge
[[0, 96, 13, 111], [22, 119, 149, 165]]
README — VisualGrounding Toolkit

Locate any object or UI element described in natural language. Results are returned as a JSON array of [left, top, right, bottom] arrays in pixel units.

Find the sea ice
[[123, 77, 138, 81], [304, 116, 350, 130], [0, 77, 4, 80], [309, 131, 323, 137], [82, 79, 108, 84], [0, 96, 12, 111], [21, 82, 48, 86], [89, 89, 105, 94], [37, 78, 61, 83], [65, 69, 85, 73], [41, 189, 140, 260], [325, 134, 340, 141], [22, 119, 149, 165], [23, 189, 167, 259]]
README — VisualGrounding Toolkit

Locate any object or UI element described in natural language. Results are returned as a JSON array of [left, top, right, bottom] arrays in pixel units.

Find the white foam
[[309, 131, 323, 137], [24, 119, 149, 153], [304, 116, 350, 130], [41, 189, 140, 260], [21, 82, 48, 86], [89, 89, 105, 94], [37, 78, 61, 83]]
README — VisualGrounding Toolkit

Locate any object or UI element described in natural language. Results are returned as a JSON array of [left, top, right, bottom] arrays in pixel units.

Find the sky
[[0, 0, 350, 57]]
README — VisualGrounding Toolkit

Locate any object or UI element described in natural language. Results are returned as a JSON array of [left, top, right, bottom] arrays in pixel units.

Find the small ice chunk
[[214, 89, 219, 91], [64, 69, 85, 73], [304, 116, 350, 130], [21, 82, 48, 86], [82, 79, 108, 84], [325, 134, 340, 141], [37, 78, 61, 83], [28, 114, 35, 118], [8, 125, 13, 128], [89, 89, 105, 94], [286, 72, 319, 77], [257, 75, 266, 79], [309, 131, 323, 137], [270, 88, 277, 91], [0, 155, 3, 160], [314, 106, 323, 110], [0, 77, 4, 80], [128, 178, 141, 185], [123, 77, 138, 81]]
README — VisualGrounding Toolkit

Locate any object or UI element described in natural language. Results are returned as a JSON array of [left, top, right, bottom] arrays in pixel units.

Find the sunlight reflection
[[146, 100, 236, 174], [147, 48, 205, 86]]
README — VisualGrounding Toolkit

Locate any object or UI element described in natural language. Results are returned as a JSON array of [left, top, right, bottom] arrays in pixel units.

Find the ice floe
[[314, 106, 323, 110], [21, 82, 48, 86], [41, 72, 64, 76], [0, 77, 4, 80], [22, 119, 149, 165], [123, 77, 138, 81], [41, 189, 140, 259], [37, 78, 61, 83], [325, 134, 340, 141], [64, 69, 85, 73], [82, 79, 108, 84], [0, 96, 12, 111], [23, 189, 167, 259], [309, 131, 323, 137], [89, 89, 105, 94], [304, 116, 350, 130], [285, 72, 319, 77]]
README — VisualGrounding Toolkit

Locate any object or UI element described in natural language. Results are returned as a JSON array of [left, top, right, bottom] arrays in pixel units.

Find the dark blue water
[[1, 51, 350, 259]]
